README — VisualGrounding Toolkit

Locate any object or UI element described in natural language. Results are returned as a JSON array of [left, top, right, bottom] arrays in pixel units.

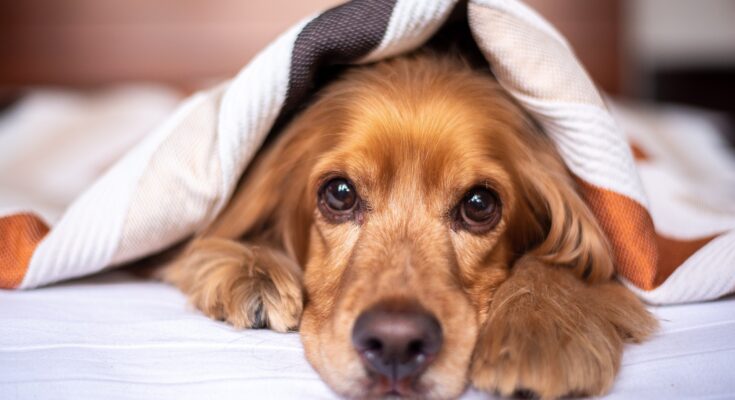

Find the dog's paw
[[164, 238, 303, 332], [470, 258, 656, 399]]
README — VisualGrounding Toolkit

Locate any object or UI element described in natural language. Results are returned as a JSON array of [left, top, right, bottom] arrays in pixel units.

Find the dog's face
[[269, 55, 601, 399], [213, 55, 613, 399], [299, 60, 521, 398]]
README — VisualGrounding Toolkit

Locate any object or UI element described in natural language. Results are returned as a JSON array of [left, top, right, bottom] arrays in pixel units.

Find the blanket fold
[[1, 0, 733, 304]]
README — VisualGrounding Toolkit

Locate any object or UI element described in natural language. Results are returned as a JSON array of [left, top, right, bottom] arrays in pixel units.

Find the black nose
[[351, 303, 442, 382]]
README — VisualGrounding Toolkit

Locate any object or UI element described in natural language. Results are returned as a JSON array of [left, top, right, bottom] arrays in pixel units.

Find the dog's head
[[213, 54, 613, 398]]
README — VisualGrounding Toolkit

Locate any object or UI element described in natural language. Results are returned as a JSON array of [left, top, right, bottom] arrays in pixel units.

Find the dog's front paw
[[164, 238, 303, 332], [470, 258, 656, 399]]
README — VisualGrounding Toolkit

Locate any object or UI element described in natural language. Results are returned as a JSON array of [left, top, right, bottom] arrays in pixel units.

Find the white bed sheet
[[1, 272, 733, 400]]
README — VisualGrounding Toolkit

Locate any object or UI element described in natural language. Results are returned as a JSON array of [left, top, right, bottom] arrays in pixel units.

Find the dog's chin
[[324, 366, 462, 400], [353, 373, 433, 399], [308, 352, 466, 400]]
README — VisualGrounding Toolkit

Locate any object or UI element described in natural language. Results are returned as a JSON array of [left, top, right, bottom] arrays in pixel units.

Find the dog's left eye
[[318, 177, 360, 222], [457, 186, 501, 233]]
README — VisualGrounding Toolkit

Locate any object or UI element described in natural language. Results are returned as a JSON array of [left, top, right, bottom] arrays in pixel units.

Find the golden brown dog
[[161, 53, 656, 399]]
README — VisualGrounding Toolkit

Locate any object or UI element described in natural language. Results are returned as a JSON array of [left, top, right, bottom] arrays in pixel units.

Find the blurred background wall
[[0, 0, 342, 89], [1, 0, 733, 119], [626, 0, 735, 117]]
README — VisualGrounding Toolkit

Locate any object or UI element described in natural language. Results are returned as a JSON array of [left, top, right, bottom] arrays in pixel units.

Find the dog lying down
[[160, 53, 657, 399]]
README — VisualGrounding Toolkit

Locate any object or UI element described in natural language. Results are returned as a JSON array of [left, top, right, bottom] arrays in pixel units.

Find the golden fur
[[161, 53, 656, 399]]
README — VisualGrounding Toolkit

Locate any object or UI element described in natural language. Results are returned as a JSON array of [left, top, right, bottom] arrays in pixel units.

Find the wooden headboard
[[0, 0, 622, 93]]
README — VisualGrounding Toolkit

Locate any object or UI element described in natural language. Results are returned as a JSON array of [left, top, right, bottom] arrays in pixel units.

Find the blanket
[[1, 0, 734, 304]]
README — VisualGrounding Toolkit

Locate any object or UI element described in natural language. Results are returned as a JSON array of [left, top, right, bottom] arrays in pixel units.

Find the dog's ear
[[203, 109, 333, 266], [509, 135, 614, 283]]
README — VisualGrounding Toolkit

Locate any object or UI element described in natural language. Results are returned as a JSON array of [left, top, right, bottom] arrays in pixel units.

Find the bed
[[1, 269, 733, 399], [2, 1, 734, 398]]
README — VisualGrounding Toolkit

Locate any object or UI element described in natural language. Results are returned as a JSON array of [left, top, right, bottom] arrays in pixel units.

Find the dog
[[160, 53, 656, 399]]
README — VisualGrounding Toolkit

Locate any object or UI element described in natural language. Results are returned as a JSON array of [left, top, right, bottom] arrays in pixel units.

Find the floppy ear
[[157, 113, 332, 331], [509, 135, 615, 283], [203, 106, 334, 266]]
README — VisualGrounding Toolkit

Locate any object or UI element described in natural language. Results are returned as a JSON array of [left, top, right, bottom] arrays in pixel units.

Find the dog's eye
[[318, 177, 359, 222], [458, 187, 501, 232]]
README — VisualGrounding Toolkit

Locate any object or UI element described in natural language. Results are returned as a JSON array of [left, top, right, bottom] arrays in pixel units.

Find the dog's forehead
[[324, 101, 514, 202], [310, 57, 527, 198]]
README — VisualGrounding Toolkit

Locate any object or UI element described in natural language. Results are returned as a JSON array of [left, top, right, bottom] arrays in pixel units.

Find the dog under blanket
[[1, 0, 734, 306]]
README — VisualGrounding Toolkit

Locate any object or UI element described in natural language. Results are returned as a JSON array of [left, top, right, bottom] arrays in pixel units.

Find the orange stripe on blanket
[[576, 179, 716, 290], [0, 213, 49, 289], [576, 179, 659, 289], [654, 234, 716, 287], [629, 142, 650, 161]]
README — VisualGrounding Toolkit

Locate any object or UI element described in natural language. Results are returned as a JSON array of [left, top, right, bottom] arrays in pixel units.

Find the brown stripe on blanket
[[576, 178, 719, 290], [629, 141, 650, 161], [271, 0, 397, 133], [0, 213, 49, 289], [575, 178, 660, 290], [654, 233, 717, 287]]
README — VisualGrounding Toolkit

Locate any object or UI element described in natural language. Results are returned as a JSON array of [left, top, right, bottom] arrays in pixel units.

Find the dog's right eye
[[318, 177, 360, 222], [456, 186, 502, 233]]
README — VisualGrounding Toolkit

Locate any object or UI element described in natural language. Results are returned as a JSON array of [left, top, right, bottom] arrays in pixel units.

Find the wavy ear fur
[[203, 101, 337, 266], [156, 102, 340, 331], [508, 121, 615, 283]]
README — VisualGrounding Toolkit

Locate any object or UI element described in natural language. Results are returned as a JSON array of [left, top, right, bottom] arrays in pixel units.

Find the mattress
[[1, 270, 733, 400]]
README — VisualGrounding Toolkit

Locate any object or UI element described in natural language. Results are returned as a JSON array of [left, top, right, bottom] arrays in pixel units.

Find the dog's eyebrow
[[447, 173, 506, 199]]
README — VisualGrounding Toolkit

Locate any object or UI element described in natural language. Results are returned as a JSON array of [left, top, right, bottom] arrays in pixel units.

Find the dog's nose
[[351, 304, 442, 382]]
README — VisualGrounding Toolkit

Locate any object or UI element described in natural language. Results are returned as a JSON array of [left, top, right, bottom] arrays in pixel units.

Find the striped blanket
[[1, 0, 734, 304]]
